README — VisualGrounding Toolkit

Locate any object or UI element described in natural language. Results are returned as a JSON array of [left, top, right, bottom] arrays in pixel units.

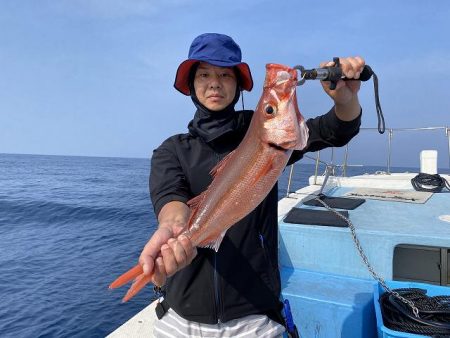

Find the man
[[142, 33, 364, 337]]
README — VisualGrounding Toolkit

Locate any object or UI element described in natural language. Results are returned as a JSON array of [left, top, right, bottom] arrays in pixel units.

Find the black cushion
[[303, 195, 365, 210], [284, 208, 349, 227]]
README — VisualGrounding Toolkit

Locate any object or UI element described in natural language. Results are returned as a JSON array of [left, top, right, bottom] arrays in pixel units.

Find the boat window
[[393, 245, 449, 286]]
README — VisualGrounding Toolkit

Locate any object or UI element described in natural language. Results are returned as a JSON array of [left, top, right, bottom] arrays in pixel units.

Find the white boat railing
[[286, 126, 450, 196]]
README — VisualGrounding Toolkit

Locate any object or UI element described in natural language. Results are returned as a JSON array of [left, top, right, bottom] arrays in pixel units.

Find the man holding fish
[[111, 33, 365, 337]]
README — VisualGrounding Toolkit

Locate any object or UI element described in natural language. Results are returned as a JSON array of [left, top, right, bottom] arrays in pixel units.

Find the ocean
[[0, 153, 418, 337]]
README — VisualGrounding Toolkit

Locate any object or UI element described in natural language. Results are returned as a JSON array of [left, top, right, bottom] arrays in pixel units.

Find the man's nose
[[209, 75, 221, 88]]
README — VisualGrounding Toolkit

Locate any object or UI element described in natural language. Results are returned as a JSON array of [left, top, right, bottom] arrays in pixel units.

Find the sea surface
[[0, 153, 420, 338]]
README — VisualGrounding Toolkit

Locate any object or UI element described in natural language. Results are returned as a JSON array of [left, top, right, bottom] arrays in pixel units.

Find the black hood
[[187, 64, 242, 143]]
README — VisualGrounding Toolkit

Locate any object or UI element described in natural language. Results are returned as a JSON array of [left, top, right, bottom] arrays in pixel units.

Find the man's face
[[193, 62, 237, 111]]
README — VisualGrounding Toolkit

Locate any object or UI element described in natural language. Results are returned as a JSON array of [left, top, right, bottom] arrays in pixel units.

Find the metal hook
[[293, 65, 306, 86]]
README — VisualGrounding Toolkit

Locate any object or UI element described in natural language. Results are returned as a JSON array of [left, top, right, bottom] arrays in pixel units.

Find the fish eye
[[265, 105, 276, 115]]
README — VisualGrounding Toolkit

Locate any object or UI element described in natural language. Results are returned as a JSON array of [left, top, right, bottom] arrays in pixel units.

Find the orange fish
[[109, 63, 309, 302]]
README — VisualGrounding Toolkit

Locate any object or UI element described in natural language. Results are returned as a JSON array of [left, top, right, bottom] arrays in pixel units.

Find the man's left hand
[[320, 56, 365, 121]]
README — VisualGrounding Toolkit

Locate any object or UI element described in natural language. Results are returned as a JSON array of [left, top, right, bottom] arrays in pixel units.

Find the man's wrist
[[157, 225, 175, 237], [334, 97, 361, 122]]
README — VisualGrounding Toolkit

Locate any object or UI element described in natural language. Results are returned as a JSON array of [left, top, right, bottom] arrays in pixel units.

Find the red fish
[[109, 63, 309, 302]]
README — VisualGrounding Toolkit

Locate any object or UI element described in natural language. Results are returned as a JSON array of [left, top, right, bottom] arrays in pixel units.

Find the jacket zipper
[[214, 252, 222, 323], [259, 232, 278, 290], [259, 233, 265, 248]]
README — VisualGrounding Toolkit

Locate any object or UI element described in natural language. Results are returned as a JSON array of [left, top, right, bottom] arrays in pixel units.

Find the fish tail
[[122, 273, 152, 302], [109, 264, 143, 289]]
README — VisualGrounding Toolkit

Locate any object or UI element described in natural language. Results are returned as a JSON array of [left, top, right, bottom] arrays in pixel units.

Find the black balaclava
[[187, 63, 243, 143]]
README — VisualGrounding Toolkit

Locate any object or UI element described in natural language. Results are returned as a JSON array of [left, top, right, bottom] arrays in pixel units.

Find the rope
[[411, 173, 450, 193], [379, 288, 450, 336]]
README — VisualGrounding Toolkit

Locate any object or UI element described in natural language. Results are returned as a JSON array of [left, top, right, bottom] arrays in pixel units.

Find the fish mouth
[[268, 142, 289, 152], [268, 137, 300, 152]]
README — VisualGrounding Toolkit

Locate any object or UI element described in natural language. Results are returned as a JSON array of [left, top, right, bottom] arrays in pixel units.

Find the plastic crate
[[373, 280, 450, 338]]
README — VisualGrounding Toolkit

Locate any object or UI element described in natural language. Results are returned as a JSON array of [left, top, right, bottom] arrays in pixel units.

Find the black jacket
[[149, 107, 361, 324]]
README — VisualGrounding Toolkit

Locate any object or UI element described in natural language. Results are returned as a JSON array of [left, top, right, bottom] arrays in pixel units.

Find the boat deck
[[278, 173, 450, 337], [279, 173, 450, 279]]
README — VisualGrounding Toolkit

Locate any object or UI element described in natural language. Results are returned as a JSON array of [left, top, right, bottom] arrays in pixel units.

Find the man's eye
[[199, 73, 209, 78]]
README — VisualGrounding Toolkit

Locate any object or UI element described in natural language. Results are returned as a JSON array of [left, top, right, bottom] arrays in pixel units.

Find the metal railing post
[[446, 127, 450, 170], [286, 164, 295, 197], [343, 144, 349, 177], [387, 128, 393, 174], [314, 151, 320, 185]]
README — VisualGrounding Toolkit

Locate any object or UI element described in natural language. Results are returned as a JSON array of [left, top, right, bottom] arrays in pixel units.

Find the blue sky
[[1, 0, 449, 168]]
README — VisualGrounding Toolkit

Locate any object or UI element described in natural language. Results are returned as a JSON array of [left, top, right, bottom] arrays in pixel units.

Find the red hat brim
[[174, 60, 253, 96]]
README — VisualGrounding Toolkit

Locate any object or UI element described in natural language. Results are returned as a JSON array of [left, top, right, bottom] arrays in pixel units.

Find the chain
[[314, 197, 420, 318]]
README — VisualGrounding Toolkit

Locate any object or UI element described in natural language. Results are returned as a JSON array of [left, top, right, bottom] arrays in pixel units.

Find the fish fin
[[109, 264, 143, 289], [210, 150, 235, 179], [294, 119, 309, 150], [187, 194, 203, 210], [186, 192, 206, 227], [199, 230, 227, 252]]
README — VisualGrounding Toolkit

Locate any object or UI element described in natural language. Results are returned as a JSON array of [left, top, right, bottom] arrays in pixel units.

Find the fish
[[109, 63, 309, 302]]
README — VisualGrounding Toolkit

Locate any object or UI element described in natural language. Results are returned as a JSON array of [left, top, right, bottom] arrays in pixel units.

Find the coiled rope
[[379, 288, 450, 336], [411, 173, 450, 193]]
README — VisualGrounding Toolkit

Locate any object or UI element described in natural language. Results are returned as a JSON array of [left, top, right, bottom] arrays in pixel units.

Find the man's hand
[[138, 201, 197, 287], [320, 56, 365, 121]]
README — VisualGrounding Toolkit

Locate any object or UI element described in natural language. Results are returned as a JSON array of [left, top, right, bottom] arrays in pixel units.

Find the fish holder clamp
[[294, 57, 385, 134]]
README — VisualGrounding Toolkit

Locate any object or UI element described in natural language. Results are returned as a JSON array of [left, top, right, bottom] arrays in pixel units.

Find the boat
[[107, 126, 450, 338]]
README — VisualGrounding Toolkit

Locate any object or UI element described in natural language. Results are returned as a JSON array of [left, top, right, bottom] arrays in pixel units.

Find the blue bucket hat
[[174, 33, 254, 95]]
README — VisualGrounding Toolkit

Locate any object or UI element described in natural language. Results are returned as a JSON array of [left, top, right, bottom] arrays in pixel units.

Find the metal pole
[[286, 164, 295, 197], [314, 151, 320, 185], [446, 127, 450, 170], [387, 128, 393, 174], [343, 144, 349, 177], [318, 165, 332, 195]]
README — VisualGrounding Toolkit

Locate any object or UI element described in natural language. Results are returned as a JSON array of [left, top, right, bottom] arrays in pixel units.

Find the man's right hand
[[138, 201, 197, 287]]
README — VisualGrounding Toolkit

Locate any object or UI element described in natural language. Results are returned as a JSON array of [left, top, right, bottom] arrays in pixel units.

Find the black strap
[[356, 64, 385, 134], [155, 299, 170, 320], [368, 66, 385, 134], [333, 61, 385, 135]]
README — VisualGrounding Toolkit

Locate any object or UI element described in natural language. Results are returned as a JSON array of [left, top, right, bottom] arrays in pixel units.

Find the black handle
[[326, 64, 373, 83], [355, 65, 374, 82], [294, 57, 385, 134], [302, 57, 373, 89]]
